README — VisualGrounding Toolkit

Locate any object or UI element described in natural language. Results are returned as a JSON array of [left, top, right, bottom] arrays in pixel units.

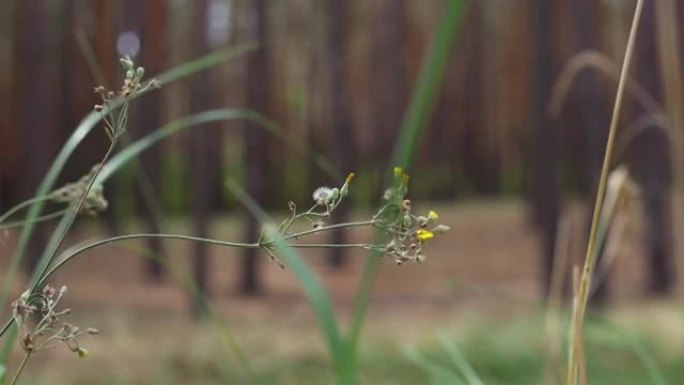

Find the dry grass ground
[[1, 199, 684, 384]]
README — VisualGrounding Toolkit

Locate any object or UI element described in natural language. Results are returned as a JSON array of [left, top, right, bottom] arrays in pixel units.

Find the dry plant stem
[[566, 1, 644, 385], [9, 352, 31, 385], [37, 220, 378, 287]]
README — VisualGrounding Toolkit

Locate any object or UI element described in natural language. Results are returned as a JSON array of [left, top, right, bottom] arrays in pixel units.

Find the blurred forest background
[[2, 0, 684, 384]]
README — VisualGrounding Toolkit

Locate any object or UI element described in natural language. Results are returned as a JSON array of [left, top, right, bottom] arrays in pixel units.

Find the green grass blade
[[391, 0, 466, 170], [438, 335, 484, 385], [0, 43, 256, 338], [225, 180, 346, 383], [404, 346, 466, 384], [97, 108, 336, 184], [346, 0, 467, 367]]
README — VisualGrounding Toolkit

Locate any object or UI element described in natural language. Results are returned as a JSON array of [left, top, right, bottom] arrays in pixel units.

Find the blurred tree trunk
[[0, 0, 17, 210], [59, 0, 99, 180], [369, 0, 405, 175], [461, 2, 494, 194], [326, 0, 355, 268], [630, 1, 674, 295], [570, 0, 609, 305], [14, 0, 60, 272], [94, 0, 121, 235], [306, 4, 329, 202], [529, 0, 559, 296], [429, 3, 473, 199], [189, 0, 214, 314], [240, 0, 270, 294], [135, 0, 168, 281]]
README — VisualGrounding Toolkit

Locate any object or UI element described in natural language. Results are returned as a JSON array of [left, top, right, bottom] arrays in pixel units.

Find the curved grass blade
[[225, 180, 347, 383], [97, 108, 336, 184]]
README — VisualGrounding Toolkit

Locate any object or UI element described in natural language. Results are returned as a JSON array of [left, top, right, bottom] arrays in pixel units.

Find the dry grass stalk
[[565, 1, 645, 384]]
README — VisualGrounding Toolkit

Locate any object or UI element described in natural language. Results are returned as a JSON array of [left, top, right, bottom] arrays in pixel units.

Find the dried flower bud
[[120, 56, 134, 70], [402, 215, 412, 228], [432, 225, 451, 234], [312, 187, 334, 205], [402, 199, 411, 212], [77, 347, 89, 358]]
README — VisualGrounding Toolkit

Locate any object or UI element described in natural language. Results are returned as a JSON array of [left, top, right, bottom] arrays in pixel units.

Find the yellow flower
[[428, 210, 439, 220], [416, 229, 434, 242]]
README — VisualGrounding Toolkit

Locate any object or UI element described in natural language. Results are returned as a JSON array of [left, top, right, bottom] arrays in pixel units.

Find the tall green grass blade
[[0, 43, 256, 344], [438, 335, 484, 385], [225, 180, 346, 383], [404, 346, 466, 384], [97, 108, 336, 184], [346, 0, 467, 370], [391, 0, 466, 170]]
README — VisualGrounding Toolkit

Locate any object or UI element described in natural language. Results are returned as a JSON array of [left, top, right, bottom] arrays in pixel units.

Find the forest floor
[[2, 199, 684, 384]]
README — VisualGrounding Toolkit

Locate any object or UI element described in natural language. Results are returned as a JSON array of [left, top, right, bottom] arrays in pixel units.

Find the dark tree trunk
[[370, 0, 406, 175], [136, 0, 168, 281], [189, 0, 214, 315], [94, 0, 121, 235], [14, 0, 59, 273], [529, 0, 559, 296], [571, 0, 609, 306], [240, 0, 270, 294], [630, 1, 674, 295], [0, 0, 18, 209], [326, 0, 355, 268]]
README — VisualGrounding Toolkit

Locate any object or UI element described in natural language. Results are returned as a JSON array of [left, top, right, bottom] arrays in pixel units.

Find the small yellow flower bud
[[416, 229, 434, 242], [393, 167, 403, 178], [428, 210, 439, 220]]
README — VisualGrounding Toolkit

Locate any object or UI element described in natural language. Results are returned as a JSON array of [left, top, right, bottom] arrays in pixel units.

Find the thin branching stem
[[38, 220, 378, 287], [0, 196, 53, 225], [0, 210, 69, 230], [566, 1, 644, 384], [276, 220, 376, 243], [9, 352, 31, 385], [31, 139, 118, 290]]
